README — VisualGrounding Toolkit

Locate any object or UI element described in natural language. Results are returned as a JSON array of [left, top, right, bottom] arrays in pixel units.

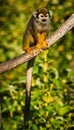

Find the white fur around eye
[[45, 13, 49, 17], [39, 14, 44, 18]]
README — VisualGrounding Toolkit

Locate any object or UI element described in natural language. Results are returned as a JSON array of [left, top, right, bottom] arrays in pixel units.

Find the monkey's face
[[33, 8, 50, 25], [38, 13, 50, 24]]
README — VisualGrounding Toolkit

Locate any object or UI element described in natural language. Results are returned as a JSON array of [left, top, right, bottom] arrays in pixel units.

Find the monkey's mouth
[[42, 19, 47, 22], [41, 19, 47, 24]]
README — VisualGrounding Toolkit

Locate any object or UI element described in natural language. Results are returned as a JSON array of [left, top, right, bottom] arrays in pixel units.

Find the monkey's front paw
[[41, 41, 48, 50], [36, 43, 42, 52]]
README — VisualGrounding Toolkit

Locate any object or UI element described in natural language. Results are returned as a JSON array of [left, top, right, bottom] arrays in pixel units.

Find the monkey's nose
[[42, 19, 47, 22]]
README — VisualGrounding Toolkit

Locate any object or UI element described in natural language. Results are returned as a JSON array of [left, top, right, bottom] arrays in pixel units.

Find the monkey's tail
[[24, 57, 35, 127]]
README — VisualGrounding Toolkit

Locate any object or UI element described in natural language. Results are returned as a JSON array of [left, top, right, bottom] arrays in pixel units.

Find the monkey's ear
[[33, 11, 38, 17], [49, 10, 52, 17]]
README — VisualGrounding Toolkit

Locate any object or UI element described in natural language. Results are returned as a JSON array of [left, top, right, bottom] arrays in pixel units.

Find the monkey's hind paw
[[25, 48, 34, 55]]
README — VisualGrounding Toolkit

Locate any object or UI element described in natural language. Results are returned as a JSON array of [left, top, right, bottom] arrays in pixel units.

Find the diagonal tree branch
[[0, 14, 74, 74]]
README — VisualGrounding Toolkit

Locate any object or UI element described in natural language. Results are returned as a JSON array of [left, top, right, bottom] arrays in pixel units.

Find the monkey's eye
[[45, 14, 49, 17], [39, 14, 44, 18]]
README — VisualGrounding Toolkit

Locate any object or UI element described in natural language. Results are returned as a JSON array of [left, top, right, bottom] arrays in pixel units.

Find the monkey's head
[[33, 8, 50, 25]]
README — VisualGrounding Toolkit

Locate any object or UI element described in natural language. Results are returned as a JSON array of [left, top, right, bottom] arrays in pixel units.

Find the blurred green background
[[0, 0, 74, 130]]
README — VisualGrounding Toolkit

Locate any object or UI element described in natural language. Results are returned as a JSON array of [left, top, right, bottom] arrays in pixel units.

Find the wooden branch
[[0, 14, 74, 74]]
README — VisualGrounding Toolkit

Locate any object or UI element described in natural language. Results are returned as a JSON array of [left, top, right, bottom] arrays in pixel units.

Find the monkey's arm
[[36, 32, 48, 50]]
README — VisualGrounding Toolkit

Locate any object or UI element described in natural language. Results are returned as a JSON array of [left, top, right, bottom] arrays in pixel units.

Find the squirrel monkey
[[23, 8, 50, 126]]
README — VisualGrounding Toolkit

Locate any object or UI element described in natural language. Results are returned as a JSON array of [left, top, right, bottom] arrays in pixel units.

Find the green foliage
[[0, 0, 74, 130]]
